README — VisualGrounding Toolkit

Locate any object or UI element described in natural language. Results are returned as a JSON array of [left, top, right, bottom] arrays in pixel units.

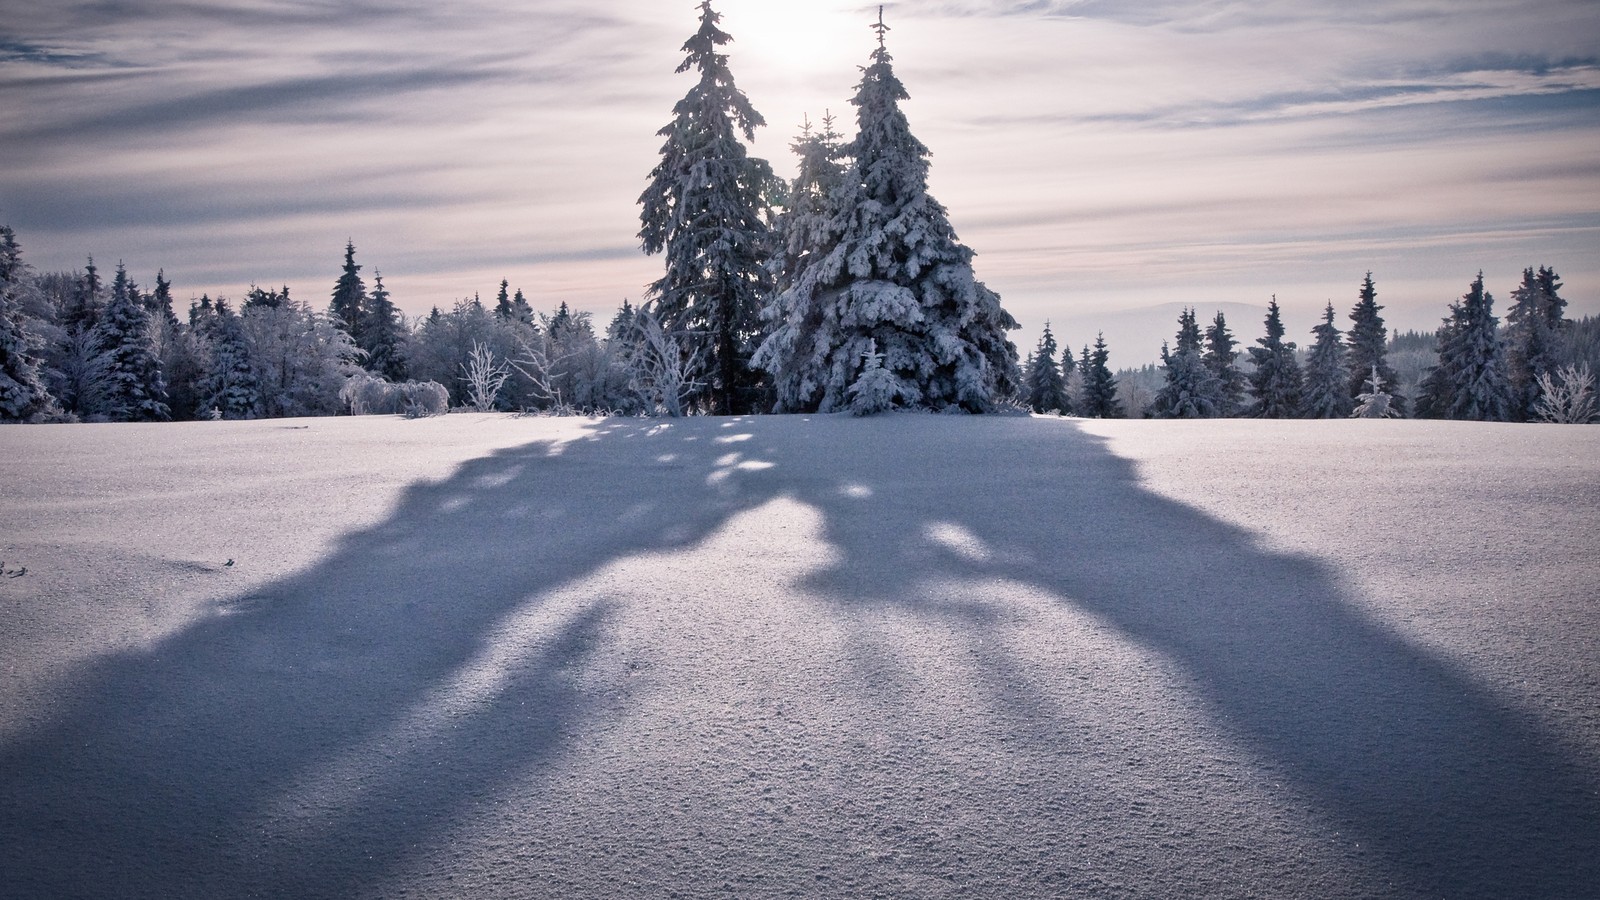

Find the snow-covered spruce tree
[[1504, 266, 1568, 421], [1416, 272, 1513, 421], [511, 288, 535, 326], [62, 258, 104, 335], [1079, 333, 1122, 418], [757, 114, 849, 411], [93, 262, 170, 421], [361, 272, 408, 382], [161, 304, 211, 421], [1301, 302, 1353, 418], [1022, 321, 1070, 414], [1151, 308, 1222, 418], [1203, 311, 1247, 415], [1347, 272, 1404, 414], [639, 1, 776, 415], [848, 339, 916, 416], [754, 12, 1019, 414], [147, 270, 180, 331], [1247, 297, 1303, 418], [0, 226, 60, 421], [199, 298, 260, 419], [329, 241, 366, 339]]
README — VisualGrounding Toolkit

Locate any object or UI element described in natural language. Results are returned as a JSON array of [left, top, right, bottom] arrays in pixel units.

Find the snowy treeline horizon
[[4, 222, 1595, 426]]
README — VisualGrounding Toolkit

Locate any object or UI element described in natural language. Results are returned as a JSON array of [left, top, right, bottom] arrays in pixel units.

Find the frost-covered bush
[[340, 373, 449, 417], [1352, 366, 1401, 419], [1533, 364, 1596, 424]]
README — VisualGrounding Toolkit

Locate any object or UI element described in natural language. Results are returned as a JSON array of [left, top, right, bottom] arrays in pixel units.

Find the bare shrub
[[461, 341, 510, 412], [1534, 363, 1597, 424]]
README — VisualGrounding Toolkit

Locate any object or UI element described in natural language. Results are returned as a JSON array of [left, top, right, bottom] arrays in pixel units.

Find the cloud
[[0, 0, 1596, 355]]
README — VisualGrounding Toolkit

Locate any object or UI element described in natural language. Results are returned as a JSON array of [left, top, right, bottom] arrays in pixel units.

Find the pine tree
[[1022, 321, 1070, 414], [1347, 272, 1404, 414], [772, 113, 846, 300], [1203, 311, 1247, 415], [511, 289, 534, 325], [1246, 297, 1303, 418], [329, 240, 366, 338], [244, 284, 288, 310], [93, 264, 170, 421], [607, 300, 638, 343], [1079, 332, 1122, 418], [1504, 266, 1568, 421], [1301, 302, 1353, 418], [149, 269, 179, 330], [199, 298, 259, 419], [494, 279, 514, 320], [361, 272, 407, 382], [639, 0, 776, 415], [756, 113, 850, 411], [753, 10, 1019, 413], [1151, 308, 1222, 418], [63, 258, 104, 335], [847, 339, 915, 416], [0, 226, 57, 421], [1416, 272, 1513, 421]]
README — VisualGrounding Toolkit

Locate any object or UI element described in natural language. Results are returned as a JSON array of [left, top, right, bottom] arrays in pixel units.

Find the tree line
[[1024, 270, 1594, 424], [0, 224, 713, 422]]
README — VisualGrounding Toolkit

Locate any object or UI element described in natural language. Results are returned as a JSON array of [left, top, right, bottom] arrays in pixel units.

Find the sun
[[719, 1, 867, 83]]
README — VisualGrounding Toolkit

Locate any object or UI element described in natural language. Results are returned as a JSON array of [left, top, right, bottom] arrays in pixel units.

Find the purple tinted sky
[[3, 0, 1597, 360]]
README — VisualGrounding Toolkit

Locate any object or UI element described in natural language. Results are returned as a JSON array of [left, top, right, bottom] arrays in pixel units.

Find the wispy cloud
[[0, 0, 1596, 350]]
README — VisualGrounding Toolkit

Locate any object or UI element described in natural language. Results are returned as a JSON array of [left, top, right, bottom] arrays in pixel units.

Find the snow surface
[[2, 413, 1598, 899]]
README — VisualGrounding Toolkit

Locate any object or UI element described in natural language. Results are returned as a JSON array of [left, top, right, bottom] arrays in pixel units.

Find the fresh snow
[[2, 414, 1598, 898]]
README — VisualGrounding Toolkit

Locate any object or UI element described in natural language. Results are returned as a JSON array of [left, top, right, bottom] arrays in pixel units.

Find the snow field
[[1, 413, 1597, 898]]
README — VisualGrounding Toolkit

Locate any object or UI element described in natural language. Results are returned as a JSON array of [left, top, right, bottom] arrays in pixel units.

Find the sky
[[2, 0, 1598, 363]]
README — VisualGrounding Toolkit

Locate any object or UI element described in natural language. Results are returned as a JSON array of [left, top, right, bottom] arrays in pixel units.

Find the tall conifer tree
[[1022, 321, 1070, 414], [361, 272, 407, 382], [1247, 297, 1302, 418], [1416, 272, 1513, 421], [1203, 311, 1246, 415], [1079, 332, 1122, 418], [94, 264, 170, 421], [0, 226, 56, 421], [1151, 308, 1222, 418], [639, 0, 775, 415], [329, 241, 366, 338], [199, 298, 260, 419], [754, 9, 1019, 413], [1301, 302, 1353, 418], [1504, 265, 1567, 420], [1347, 272, 1403, 414]]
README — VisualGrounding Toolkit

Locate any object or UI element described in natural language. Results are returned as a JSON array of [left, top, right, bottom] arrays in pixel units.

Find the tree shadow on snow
[[1, 414, 1595, 898]]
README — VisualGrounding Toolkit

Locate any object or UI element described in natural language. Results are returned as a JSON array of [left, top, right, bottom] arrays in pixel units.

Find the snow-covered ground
[[2, 413, 1597, 899]]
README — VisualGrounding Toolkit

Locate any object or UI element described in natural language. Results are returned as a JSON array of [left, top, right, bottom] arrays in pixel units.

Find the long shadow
[[0, 419, 768, 898], [766, 415, 1600, 897], [2, 414, 1595, 898]]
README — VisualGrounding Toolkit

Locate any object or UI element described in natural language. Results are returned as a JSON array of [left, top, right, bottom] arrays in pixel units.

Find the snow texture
[[2, 414, 1598, 899]]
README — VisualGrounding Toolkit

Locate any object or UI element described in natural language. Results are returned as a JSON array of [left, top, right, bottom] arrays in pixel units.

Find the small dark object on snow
[[224, 559, 234, 568], [8, 567, 24, 578]]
